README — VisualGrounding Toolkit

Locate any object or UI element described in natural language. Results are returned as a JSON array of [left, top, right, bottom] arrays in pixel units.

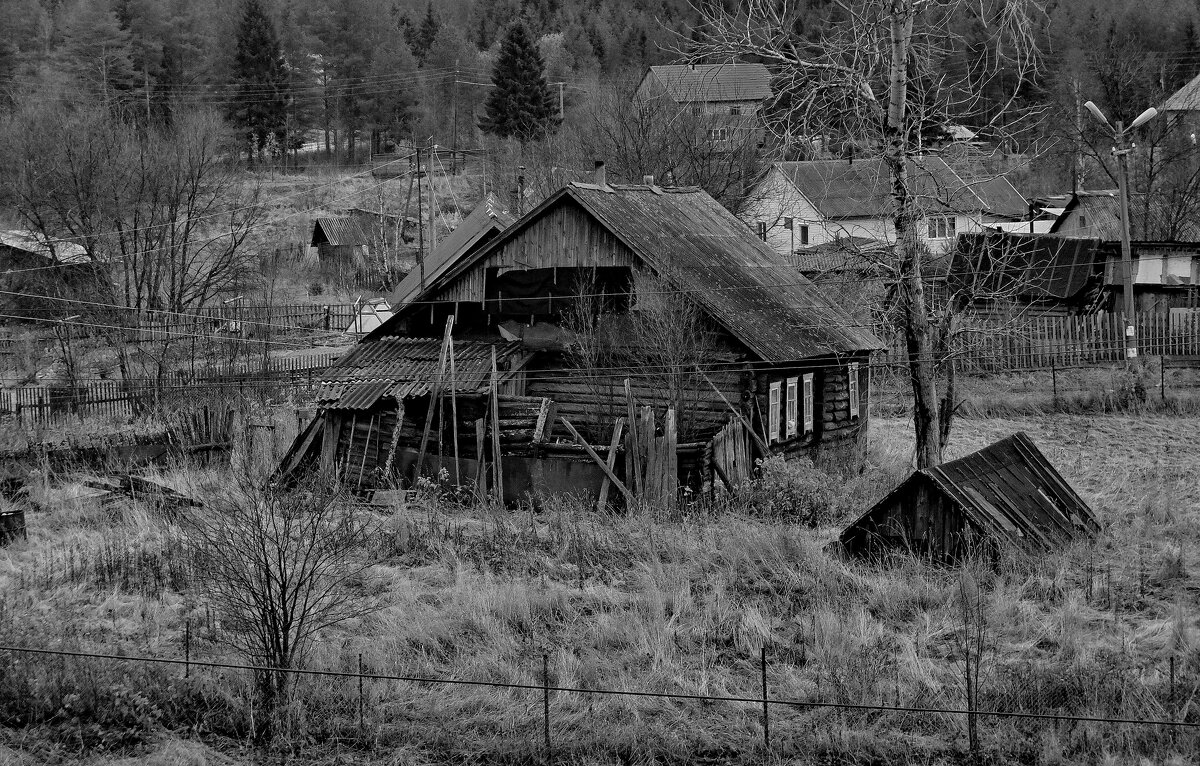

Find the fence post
[[1051, 358, 1058, 406], [760, 646, 770, 754], [358, 653, 364, 738], [542, 653, 552, 766], [184, 619, 190, 679]]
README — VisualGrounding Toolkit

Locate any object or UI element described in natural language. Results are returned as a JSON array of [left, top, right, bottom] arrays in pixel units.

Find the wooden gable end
[[429, 198, 642, 305]]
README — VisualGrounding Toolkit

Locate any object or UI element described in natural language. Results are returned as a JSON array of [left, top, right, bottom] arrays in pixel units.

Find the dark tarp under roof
[[840, 431, 1102, 556], [951, 231, 1105, 302]]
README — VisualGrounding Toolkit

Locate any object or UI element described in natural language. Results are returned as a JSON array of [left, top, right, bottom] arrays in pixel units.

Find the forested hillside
[[2, 0, 1200, 188]]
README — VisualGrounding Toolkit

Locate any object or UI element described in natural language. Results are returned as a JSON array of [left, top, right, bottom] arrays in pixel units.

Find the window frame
[[755, 221, 767, 241], [785, 377, 798, 437], [768, 381, 782, 442], [847, 362, 860, 420], [926, 215, 956, 240], [799, 224, 810, 245], [729, 105, 741, 116], [802, 373, 815, 434]]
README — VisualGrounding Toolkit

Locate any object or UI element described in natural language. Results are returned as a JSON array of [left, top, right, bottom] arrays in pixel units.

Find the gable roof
[[642, 63, 772, 103], [1163, 72, 1200, 112], [952, 168, 1028, 219], [390, 193, 513, 307], [383, 183, 880, 360], [842, 432, 1101, 554], [1048, 190, 1123, 239], [774, 157, 989, 219], [0, 230, 90, 264], [951, 231, 1105, 302]]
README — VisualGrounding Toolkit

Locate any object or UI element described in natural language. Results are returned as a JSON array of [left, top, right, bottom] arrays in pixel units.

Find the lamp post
[[1083, 100, 1158, 361]]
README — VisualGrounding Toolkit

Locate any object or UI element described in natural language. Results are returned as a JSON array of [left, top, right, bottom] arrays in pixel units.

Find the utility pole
[[1084, 100, 1158, 363], [451, 61, 459, 176], [428, 142, 438, 253], [416, 143, 424, 290], [1114, 120, 1138, 361]]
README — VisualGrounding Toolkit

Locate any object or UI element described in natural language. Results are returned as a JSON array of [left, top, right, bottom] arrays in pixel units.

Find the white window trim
[[785, 377, 798, 437], [768, 381, 781, 442], [848, 362, 860, 420], [802, 373, 814, 434]]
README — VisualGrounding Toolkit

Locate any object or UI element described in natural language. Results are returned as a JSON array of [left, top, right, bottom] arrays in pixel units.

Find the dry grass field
[[0, 410, 1197, 765]]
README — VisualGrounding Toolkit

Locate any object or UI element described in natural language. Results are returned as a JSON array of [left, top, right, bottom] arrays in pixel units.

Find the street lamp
[[1083, 101, 1158, 360]]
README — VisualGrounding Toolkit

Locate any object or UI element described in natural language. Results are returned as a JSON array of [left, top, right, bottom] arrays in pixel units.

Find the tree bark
[[886, 1, 944, 469]]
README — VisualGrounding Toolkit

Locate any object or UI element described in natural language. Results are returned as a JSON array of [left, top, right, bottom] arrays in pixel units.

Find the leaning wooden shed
[[839, 432, 1101, 561]]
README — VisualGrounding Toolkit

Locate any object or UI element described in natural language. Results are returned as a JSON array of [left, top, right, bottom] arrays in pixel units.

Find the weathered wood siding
[[432, 200, 641, 304], [843, 478, 984, 561]]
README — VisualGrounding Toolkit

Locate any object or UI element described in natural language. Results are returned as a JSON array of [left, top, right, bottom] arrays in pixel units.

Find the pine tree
[[478, 21, 558, 144], [230, 0, 289, 161]]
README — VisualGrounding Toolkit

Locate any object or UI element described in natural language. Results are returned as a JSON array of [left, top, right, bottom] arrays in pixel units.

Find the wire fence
[[0, 636, 1195, 762]]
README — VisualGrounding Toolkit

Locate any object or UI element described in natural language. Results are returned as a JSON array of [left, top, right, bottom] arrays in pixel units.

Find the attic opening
[[484, 266, 634, 318]]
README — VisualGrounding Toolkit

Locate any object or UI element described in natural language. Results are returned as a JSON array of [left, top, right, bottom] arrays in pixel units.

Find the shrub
[[740, 455, 836, 524], [307, 280, 324, 296]]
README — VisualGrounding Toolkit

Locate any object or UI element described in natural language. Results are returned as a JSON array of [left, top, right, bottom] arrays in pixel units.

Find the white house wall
[[744, 167, 985, 255]]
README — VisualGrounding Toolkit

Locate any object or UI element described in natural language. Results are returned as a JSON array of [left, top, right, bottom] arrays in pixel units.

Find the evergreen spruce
[[230, 0, 289, 161], [479, 21, 558, 144]]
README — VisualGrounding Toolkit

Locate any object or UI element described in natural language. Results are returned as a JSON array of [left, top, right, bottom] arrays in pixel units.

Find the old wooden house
[[286, 172, 879, 505], [0, 230, 97, 319], [839, 432, 1101, 562]]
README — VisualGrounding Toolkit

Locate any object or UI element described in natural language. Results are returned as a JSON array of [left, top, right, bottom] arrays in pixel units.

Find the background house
[[635, 62, 772, 149], [1047, 190, 1123, 239], [745, 157, 1026, 257], [0, 230, 97, 319], [310, 208, 415, 271]]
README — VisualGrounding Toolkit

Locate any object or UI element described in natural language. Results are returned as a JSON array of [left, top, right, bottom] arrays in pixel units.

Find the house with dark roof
[[287, 171, 880, 504], [310, 208, 415, 270], [744, 157, 1027, 257], [635, 63, 773, 149], [839, 432, 1101, 562], [1047, 190, 1123, 240]]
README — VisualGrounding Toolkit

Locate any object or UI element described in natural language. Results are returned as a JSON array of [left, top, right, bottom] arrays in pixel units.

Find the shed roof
[[1048, 191, 1123, 239], [951, 231, 1105, 302], [390, 193, 513, 307], [311, 217, 368, 247], [395, 183, 880, 359], [0, 230, 90, 264], [1163, 72, 1200, 112], [775, 157, 987, 219], [842, 432, 1101, 555], [787, 237, 892, 275], [316, 337, 527, 410], [642, 63, 773, 103]]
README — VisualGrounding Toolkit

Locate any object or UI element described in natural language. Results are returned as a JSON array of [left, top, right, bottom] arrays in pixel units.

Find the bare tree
[[179, 474, 378, 744], [686, 0, 1046, 467]]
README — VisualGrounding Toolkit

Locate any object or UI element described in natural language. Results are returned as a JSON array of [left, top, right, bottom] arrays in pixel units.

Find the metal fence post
[[542, 653, 552, 766], [358, 653, 365, 738], [184, 620, 190, 679]]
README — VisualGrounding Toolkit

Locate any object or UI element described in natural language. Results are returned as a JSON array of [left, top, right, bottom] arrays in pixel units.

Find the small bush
[[740, 455, 835, 524], [307, 280, 325, 296]]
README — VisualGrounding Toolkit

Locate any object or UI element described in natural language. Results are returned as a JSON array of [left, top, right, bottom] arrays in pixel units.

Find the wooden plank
[[490, 346, 504, 506], [697, 368, 770, 454], [381, 402, 405, 480], [596, 417, 626, 511], [560, 416, 633, 506]]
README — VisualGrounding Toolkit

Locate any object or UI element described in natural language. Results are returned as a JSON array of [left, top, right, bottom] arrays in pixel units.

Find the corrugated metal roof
[[317, 337, 525, 410], [311, 217, 368, 247], [787, 237, 891, 274], [565, 184, 880, 359], [951, 231, 1105, 301], [0, 230, 90, 264], [841, 432, 1101, 556], [390, 193, 513, 307], [776, 157, 986, 219], [645, 63, 773, 103]]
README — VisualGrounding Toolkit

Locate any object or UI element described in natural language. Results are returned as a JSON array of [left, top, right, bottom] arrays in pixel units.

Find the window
[[847, 362, 860, 419], [785, 377, 798, 437], [802, 374, 815, 433], [927, 215, 956, 240], [768, 381, 781, 442], [783, 217, 793, 230], [755, 221, 767, 241], [706, 127, 729, 141], [799, 224, 810, 246], [729, 105, 741, 115], [692, 105, 702, 116], [1078, 215, 1087, 228]]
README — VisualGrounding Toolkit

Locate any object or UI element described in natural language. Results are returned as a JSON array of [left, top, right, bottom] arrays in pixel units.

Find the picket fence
[[1, 354, 337, 428], [886, 311, 1200, 372], [129, 303, 360, 343]]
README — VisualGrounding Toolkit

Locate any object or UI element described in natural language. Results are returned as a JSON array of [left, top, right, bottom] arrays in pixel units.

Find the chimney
[[594, 160, 606, 186], [642, 174, 654, 186]]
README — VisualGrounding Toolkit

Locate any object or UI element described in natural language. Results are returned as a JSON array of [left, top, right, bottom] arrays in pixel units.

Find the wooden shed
[[839, 432, 1101, 562], [0, 230, 98, 319], [287, 174, 880, 506]]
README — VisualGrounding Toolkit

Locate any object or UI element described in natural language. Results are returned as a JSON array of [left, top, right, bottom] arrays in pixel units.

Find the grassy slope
[[0, 413, 1197, 764]]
